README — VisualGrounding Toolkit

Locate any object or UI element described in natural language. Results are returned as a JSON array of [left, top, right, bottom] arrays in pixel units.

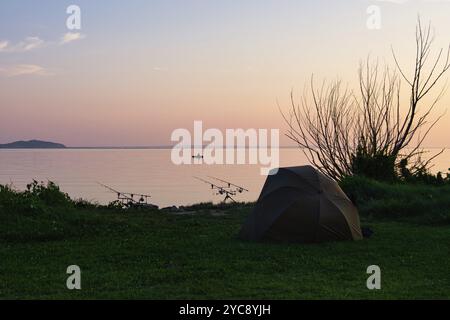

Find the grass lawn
[[1, 204, 449, 299]]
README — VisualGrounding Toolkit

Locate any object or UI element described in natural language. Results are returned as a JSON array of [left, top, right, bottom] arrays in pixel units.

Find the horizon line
[[1, 145, 448, 150]]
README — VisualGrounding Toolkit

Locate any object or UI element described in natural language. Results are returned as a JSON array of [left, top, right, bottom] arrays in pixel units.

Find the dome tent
[[239, 166, 363, 243]]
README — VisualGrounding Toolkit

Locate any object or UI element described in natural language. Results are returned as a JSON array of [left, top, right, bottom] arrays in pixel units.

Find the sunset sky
[[1, 0, 450, 147]]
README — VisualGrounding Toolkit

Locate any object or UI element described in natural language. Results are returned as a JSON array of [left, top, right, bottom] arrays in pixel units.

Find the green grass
[[1, 207, 450, 299], [1, 180, 450, 299]]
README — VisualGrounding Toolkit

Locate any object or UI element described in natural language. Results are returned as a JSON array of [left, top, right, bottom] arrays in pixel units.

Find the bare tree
[[282, 19, 450, 181]]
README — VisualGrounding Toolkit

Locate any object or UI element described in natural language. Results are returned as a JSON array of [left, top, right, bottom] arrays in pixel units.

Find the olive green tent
[[239, 166, 362, 243]]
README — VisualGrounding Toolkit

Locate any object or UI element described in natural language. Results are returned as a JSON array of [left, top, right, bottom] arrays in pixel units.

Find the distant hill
[[0, 140, 66, 149]]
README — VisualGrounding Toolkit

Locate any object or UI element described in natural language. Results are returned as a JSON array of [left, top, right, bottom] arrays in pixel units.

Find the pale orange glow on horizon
[[1, 1, 450, 147]]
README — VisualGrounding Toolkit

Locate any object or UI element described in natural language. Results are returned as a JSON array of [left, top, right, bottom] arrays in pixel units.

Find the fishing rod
[[97, 182, 151, 204], [207, 176, 249, 193], [193, 176, 237, 203], [193, 177, 226, 191]]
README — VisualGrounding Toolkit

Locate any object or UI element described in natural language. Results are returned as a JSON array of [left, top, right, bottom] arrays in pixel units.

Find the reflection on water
[[0, 148, 449, 207]]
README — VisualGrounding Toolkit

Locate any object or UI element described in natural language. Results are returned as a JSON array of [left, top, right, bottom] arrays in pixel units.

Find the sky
[[1, 0, 450, 147]]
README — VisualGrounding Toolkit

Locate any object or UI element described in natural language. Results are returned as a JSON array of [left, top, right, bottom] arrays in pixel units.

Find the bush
[[25, 180, 72, 206], [0, 181, 104, 242], [0, 184, 46, 215], [351, 149, 396, 182], [340, 175, 450, 224], [0, 180, 73, 216], [398, 158, 450, 185]]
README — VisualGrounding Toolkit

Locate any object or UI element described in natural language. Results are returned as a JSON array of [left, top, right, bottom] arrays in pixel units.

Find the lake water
[[0, 148, 449, 207]]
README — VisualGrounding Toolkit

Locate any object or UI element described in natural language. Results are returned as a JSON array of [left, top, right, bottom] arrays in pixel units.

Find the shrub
[[25, 180, 72, 206], [351, 149, 396, 182], [340, 175, 450, 224], [0, 181, 123, 242]]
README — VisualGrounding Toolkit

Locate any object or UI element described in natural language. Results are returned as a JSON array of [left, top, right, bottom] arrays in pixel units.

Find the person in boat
[[192, 153, 203, 159]]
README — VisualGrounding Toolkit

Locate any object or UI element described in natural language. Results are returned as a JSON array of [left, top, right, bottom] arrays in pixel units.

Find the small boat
[[192, 153, 204, 159]]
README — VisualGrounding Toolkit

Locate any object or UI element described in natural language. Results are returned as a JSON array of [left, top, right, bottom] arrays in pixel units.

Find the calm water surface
[[0, 148, 449, 207]]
